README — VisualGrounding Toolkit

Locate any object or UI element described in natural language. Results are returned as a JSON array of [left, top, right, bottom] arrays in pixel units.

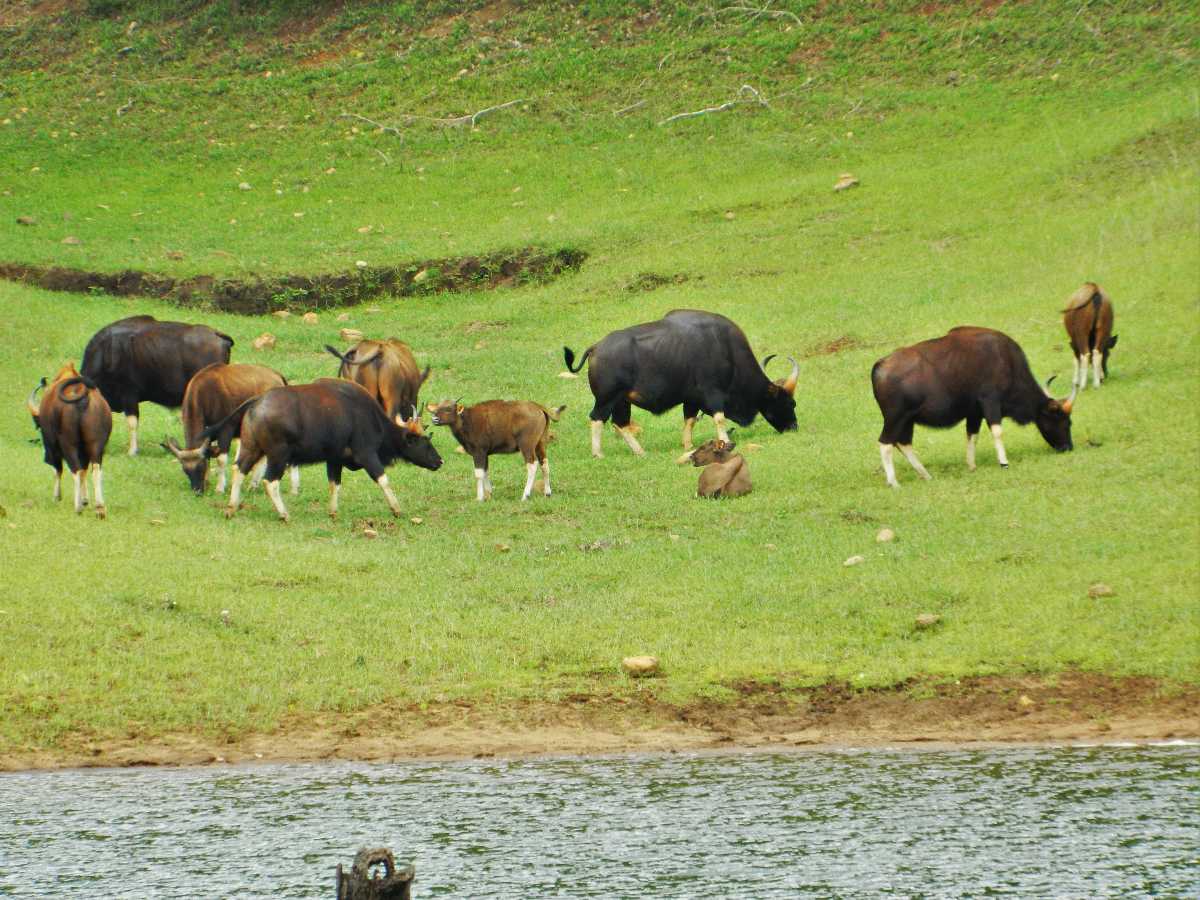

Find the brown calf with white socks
[[27, 362, 113, 518], [427, 399, 565, 501], [1062, 283, 1117, 391], [871, 327, 1076, 488]]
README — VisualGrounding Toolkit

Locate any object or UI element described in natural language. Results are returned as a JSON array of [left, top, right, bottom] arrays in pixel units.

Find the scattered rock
[[723, 211, 735, 220], [843, 555, 865, 567], [272, 310, 291, 319], [744, 442, 764, 451], [61, 236, 81, 245], [876, 527, 896, 543], [558, 371, 579, 379], [356, 225, 373, 234], [834, 173, 859, 191], [622, 655, 660, 677], [914, 613, 941, 629], [16, 216, 36, 226], [413, 269, 430, 284], [410, 516, 423, 525], [355, 260, 368, 269], [220, 610, 231, 625], [1017, 694, 1036, 708], [473, 340, 486, 350], [238, 182, 252, 191], [495, 543, 512, 553], [252, 333, 276, 351], [361, 527, 378, 539], [149, 518, 166, 526], [1088, 583, 1115, 599], [339, 327, 364, 343], [164, 250, 184, 261], [336, 312, 351, 322], [301, 312, 319, 325]]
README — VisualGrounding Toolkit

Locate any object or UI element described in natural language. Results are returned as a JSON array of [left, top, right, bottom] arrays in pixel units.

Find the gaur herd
[[26, 283, 1117, 520]]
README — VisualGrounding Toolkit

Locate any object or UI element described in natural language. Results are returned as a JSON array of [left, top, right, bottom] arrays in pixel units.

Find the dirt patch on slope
[[0, 246, 586, 315], [3, 673, 1195, 772]]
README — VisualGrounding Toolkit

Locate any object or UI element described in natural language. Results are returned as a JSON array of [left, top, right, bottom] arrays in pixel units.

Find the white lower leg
[[713, 412, 729, 443], [966, 433, 977, 471], [590, 419, 603, 458], [990, 422, 1009, 467], [483, 470, 493, 497], [898, 443, 932, 480], [249, 457, 267, 489], [474, 467, 487, 501], [541, 459, 551, 495], [376, 473, 400, 515], [72, 470, 84, 513], [880, 443, 899, 488], [216, 453, 229, 493], [617, 425, 645, 456], [289, 465, 301, 495], [1092, 350, 1103, 387], [682, 417, 696, 450], [126, 414, 139, 456], [265, 479, 289, 521], [92, 464, 106, 515], [521, 461, 537, 501], [328, 481, 340, 518], [226, 467, 245, 516], [1078, 354, 1090, 390]]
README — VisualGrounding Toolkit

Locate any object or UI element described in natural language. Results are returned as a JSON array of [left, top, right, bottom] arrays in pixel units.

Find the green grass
[[0, 1, 1197, 755]]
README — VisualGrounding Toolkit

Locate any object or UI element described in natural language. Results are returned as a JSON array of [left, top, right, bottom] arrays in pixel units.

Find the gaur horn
[[26, 377, 46, 417], [782, 356, 799, 395], [761, 353, 777, 370], [1043, 374, 1057, 398], [1062, 382, 1078, 415]]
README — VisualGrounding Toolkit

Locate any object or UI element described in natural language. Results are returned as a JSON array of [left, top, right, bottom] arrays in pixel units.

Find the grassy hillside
[[0, 1, 1197, 759]]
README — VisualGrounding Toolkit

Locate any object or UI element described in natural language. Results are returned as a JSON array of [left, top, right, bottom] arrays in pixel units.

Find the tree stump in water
[[335, 848, 414, 899]]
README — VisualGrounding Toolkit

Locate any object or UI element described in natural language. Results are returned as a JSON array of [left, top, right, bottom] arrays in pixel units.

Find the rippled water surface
[[2, 744, 1197, 897]]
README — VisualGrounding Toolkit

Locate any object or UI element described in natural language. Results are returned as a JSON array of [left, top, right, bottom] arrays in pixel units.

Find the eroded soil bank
[[4, 674, 1196, 772], [0, 246, 585, 314]]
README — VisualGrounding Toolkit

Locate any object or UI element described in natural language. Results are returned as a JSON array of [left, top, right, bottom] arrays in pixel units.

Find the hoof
[[278, 515, 290, 524], [223, 507, 236, 519], [1000, 463, 1009, 469], [95, 505, 107, 520]]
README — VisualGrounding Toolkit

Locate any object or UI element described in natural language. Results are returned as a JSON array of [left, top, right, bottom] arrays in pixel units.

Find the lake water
[[1, 743, 1197, 897]]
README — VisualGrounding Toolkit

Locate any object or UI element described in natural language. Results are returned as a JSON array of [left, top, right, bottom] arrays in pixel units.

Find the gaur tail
[[56, 376, 98, 405], [216, 331, 235, 348], [26, 376, 47, 423], [563, 345, 593, 373], [324, 344, 352, 365], [543, 404, 567, 422], [418, 365, 432, 387], [196, 395, 258, 446]]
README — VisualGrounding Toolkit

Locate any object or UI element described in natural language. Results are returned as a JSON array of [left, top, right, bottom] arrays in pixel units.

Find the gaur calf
[[183, 378, 442, 522], [688, 438, 752, 498], [162, 362, 298, 495], [427, 399, 565, 501], [1062, 282, 1117, 390], [27, 362, 113, 517]]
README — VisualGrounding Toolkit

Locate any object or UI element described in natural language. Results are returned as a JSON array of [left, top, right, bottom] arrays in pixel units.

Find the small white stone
[[843, 555, 865, 567], [238, 182, 251, 190], [356, 260, 368, 269], [622, 655, 660, 677], [876, 528, 895, 543]]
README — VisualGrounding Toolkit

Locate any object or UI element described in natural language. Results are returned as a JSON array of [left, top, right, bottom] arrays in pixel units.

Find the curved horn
[[782, 356, 799, 396], [1043, 374, 1057, 398], [411, 404, 419, 422], [761, 353, 777, 371], [1061, 381, 1078, 415], [161, 437, 183, 459], [26, 377, 46, 417]]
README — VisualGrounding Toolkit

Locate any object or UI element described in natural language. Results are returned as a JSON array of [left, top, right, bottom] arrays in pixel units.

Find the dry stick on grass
[[613, 99, 647, 116], [116, 98, 134, 117], [695, 2, 803, 27], [337, 113, 402, 137], [658, 84, 768, 126]]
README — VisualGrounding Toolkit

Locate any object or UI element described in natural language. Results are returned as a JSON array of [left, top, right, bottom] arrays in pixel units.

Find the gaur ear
[[455, 402, 464, 415], [767, 384, 780, 396], [425, 402, 438, 413]]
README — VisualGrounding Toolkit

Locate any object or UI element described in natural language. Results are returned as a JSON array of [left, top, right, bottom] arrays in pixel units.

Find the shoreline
[[3, 674, 1196, 773]]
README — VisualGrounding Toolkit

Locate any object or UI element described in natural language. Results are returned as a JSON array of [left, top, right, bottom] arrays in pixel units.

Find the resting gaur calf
[[161, 363, 298, 496], [1062, 282, 1117, 390], [563, 309, 798, 458], [27, 362, 113, 517], [81, 315, 233, 456], [871, 326, 1076, 488], [326, 338, 431, 428], [688, 438, 752, 498], [427, 399, 565, 501], [191, 378, 442, 522]]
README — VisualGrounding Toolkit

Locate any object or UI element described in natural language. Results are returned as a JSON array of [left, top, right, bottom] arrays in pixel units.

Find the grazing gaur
[[161, 363, 298, 496], [688, 438, 752, 499], [27, 362, 113, 517], [871, 326, 1076, 487], [81, 315, 234, 456], [563, 309, 798, 458], [178, 378, 441, 522], [427, 399, 565, 501], [325, 338, 431, 427], [1062, 282, 1117, 390]]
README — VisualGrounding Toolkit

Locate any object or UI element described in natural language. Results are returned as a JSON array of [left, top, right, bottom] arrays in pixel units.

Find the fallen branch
[[613, 99, 647, 117], [116, 98, 134, 117], [352, 99, 531, 132], [337, 113, 402, 137], [374, 148, 391, 165], [658, 84, 768, 126], [696, 2, 803, 27]]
